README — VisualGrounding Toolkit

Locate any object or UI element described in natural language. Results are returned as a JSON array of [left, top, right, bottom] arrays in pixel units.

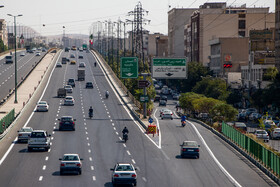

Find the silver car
[[271, 128, 280, 139], [111, 163, 137, 186], [60, 154, 83, 175], [64, 96, 75, 106], [17, 127, 33, 142], [64, 85, 73, 93], [161, 110, 173, 120], [254, 130, 269, 142]]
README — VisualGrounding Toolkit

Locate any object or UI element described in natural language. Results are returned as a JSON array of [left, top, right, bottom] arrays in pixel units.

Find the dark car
[[67, 78, 75, 87], [86, 82, 93, 89], [161, 95, 168, 101], [58, 116, 76, 131], [78, 55, 83, 59], [159, 100, 167, 106], [180, 141, 200, 158], [154, 95, 161, 102]]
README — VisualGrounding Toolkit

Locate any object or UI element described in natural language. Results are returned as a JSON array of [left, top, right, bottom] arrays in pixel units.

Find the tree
[[210, 102, 238, 122], [192, 76, 229, 101], [0, 38, 6, 53], [179, 92, 205, 114], [263, 67, 278, 81], [192, 97, 219, 113]]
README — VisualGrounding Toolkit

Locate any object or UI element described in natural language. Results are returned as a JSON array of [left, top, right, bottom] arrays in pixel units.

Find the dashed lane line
[[45, 156, 49, 161], [39, 176, 43, 181], [42, 165, 46, 170], [127, 150, 131, 156]]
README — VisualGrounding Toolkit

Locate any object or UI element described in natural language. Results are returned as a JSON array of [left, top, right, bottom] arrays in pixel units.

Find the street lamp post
[[8, 14, 23, 104]]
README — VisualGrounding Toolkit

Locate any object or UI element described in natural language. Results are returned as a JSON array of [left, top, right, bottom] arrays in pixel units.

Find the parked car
[[227, 122, 247, 132], [238, 112, 247, 121], [17, 127, 33, 142], [79, 62, 86, 68], [67, 78, 75, 87], [58, 116, 76, 131], [245, 108, 258, 116], [159, 100, 167, 106], [254, 130, 269, 142], [161, 110, 173, 120], [59, 154, 83, 175], [27, 130, 51, 151], [180, 141, 200, 158], [85, 82, 93, 89], [110, 163, 137, 186], [264, 120, 277, 131], [64, 96, 75, 106], [56, 62, 62, 67], [271, 128, 280, 139], [64, 85, 73, 93], [154, 95, 161, 102], [248, 112, 262, 121], [36, 101, 49, 112]]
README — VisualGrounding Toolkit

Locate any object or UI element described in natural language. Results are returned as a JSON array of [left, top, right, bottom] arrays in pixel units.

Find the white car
[[271, 128, 280, 139], [64, 85, 73, 93], [254, 130, 269, 142], [159, 108, 170, 117], [79, 62, 86, 68], [20, 52, 25, 56], [111, 163, 137, 186], [36, 101, 49, 112], [161, 110, 173, 120], [17, 127, 33, 142], [60, 154, 83, 175], [36, 52, 41, 56], [64, 96, 75, 106]]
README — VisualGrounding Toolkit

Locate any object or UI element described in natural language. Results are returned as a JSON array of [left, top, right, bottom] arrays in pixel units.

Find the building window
[[239, 20, 246, 29], [239, 31, 245, 37], [239, 14, 246, 18]]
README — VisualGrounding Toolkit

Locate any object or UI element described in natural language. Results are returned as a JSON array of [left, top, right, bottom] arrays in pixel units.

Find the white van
[[5, 55, 13, 64]]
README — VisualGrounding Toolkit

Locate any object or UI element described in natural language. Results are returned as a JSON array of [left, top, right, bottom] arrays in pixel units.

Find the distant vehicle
[[36, 52, 41, 56], [56, 62, 62, 67], [78, 55, 83, 59], [79, 47, 83, 52], [154, 95, 161, 102], [254, 130, 269, 142], [64, 47, 69, 52], [5, 55, 13, 64], [17, 127, 33, 142], [71, 46, 77, 51], [28, 130, 51, 151], [64, 85, 73, 93], [82, 44, 87, 50], [198, 113, 209, 120], [58, 116, 76, 131], [264, 120, 277, 130], [20, 52, 25, 56], [36, 101, 49, 112], [248, 112, 262, 121], [70, 60, 76, 65], [42, 48, 47, 52], [160, 108, 170, 117], [62, 57, 69, 64], [77, 69, 85, 81], [173, 94, 180, 100], [245, 108, 257, 116], [32, 47, 37, 52], [57, 88, 66, 98], [86, 82, 93, 89], [229, 122, 247, 132], [161, 95, 167, 101], [159, 100, 167, 106], [64, 96, 75, 106], [271, 128, 280, 139], [111, 163, 137, 186], [79, 62, 86, 68], [59, 154, 83, 175], [180, 141, 200, 158], [70, 54, 75, 58], [67, 79, 75, 87], [161, 110, 173, 120]]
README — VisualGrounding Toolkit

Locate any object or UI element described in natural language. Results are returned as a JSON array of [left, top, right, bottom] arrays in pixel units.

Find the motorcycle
[[181, 121, 186, 127], [123, 132, 128, 143], [105, 93, 109, 99], [89, 111, 93, 119], [94, 62, 97, 67]]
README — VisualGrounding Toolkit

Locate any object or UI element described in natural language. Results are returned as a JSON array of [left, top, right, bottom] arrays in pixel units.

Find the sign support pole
[[143, 75, 147, 118]]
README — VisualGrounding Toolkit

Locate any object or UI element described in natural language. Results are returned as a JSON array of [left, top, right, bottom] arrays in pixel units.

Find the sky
[[0, 0, 275, 37]]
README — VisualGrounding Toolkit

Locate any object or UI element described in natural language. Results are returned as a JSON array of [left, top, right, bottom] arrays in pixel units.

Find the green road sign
[[121, 57, 138, 78], [152, 58, 187, 79], [140, 95, 149, 103]]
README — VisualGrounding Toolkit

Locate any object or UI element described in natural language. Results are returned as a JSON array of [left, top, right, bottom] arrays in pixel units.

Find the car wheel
[[28, 147, 32, 152], [45, 147, 49, 151], [197, 155, 200, 159], [171, 118, 173, 120], [73, 128, 75, 131], [134, 182, 137, 186], [161, 118, 163, 120]]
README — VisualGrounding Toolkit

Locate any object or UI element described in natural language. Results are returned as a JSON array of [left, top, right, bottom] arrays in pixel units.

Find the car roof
[[63, 153, 79, 156]]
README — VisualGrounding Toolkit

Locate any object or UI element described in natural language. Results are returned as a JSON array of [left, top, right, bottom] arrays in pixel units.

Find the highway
[[0, 50, 276, 187], [0, 51, 46, 102]]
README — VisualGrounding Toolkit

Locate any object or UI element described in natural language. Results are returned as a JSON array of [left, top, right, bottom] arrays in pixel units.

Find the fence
[[222, 122, 280, 176], [0, 109, 15, 134]]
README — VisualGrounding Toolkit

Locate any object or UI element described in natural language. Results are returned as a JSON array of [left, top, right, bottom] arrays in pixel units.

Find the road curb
[[91, 50, 147, 130], [177, 112, 280, 185]]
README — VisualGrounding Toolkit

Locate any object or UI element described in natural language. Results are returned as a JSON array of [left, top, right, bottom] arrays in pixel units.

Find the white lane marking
[[92, 176, 96, 181], [127, 150, 131, 156], [112, 123, 115, 126], [108, 115, 111, 118], [85, 127, 87, 130], [53, 126, 55, 129], [87, 137, 89, 140], [188, 121, 242, 187], [123, 144, 126, 148], [88, 143, 90, 146], [50, 142, 52, 146], [45, 156, 49, 161], [113, 127, 116, 130], [153, 108, 161, 148], [52, 131, 55, 134], [51, 137, 54, 140], [48, 148, 51, 152], [88, 149, 91, 153], [39, 176, 43, 181], [86, 131, 88, 134], [142, 177, 147, 182], [89, 157, 92, 161], [93, 51, 160, 149], [91, 166, 94, 170], [110, 119, 113, 122], [119, 137, 122, 141], [107, 112, 109, 114], [42, 165, 46, 170], [116, 132, 119, 135], [132, 159, 136, 164]]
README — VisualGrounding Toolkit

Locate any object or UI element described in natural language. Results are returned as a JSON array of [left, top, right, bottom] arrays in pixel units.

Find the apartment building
[[148, 33, 168, 57], [275, 0, 280, 71], [0, 19, 8, 47]]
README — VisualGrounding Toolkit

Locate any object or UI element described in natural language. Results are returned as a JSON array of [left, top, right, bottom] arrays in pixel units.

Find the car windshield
[[63, 155, 79, 161], [38, 101, 47, 105], [64, 86, 71, 88], [256, 131, 267, 134], [31, 132, 46, 138], [116, 165, 133, 171], [61, 117, 73, 122], [183, 141, 197, 147], [65, 97, 73, 100]]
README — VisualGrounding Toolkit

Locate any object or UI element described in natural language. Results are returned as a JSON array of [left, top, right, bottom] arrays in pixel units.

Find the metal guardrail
[[222, 122, 280, 177], [0, 109, 15, 134]]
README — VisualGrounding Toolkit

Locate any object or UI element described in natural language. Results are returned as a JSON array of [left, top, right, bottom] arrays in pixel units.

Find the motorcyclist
[[94, 62, 97, 67], [89, 106, 93, 117], [181, 115, 187, 122], [105, 90, 109, 98], [122, 126, 129, 134]]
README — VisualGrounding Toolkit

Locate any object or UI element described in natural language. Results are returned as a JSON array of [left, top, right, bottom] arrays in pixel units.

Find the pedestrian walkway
[[0, 52, 58, 120]]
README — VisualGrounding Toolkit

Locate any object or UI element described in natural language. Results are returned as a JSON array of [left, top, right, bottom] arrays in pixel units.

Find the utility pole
[[123, 22, 126, 57], [111, 22, 114, 66], [117, 21, 120, 75]]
